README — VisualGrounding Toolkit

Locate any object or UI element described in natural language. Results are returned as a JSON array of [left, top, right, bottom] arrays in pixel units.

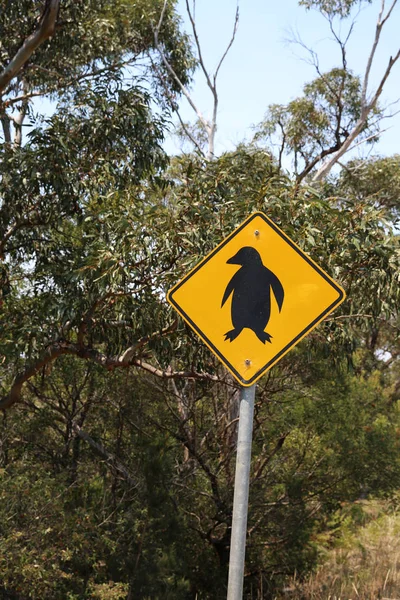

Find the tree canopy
[[0, 1, 399, 598]]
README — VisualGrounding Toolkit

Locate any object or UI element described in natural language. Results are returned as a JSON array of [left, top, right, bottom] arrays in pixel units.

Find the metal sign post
[[167, 211, 346, 599], [227, 384, 256, 600]]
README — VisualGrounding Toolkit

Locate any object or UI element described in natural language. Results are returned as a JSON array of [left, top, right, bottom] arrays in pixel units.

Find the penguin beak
[[227, 253, 241, 265]]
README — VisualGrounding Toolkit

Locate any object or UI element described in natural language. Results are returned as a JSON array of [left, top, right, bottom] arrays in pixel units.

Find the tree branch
[[368, 48, 400, 110], [362, 0, 398, 106], [0, 0, 60, 95], [153, 0, 239, 159], [0, 336, 218, 411], [297, 140, 341, 182], [147, 52, 206, 156], [0, 341, 68, 411], [213, 3, 239, 84], [153, 0, 211, 136], [131, 359, 219, 382], [3, 91, 43, 106], [72, 423, 138, 487], [175, 112, 206, 156], [12, 80, 30, 147], [0, 115, 11, 143], [251, 433, 289, 482], [313, 1, 400, 181], [118, 319, 178, 363], [185, 0, 214, 94]]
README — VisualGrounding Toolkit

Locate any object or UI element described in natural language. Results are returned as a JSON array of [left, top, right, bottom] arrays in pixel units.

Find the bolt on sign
[[167, 212, 346, 386]]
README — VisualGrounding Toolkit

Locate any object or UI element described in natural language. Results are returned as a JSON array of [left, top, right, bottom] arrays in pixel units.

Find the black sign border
[[167, 212, 345, 385]]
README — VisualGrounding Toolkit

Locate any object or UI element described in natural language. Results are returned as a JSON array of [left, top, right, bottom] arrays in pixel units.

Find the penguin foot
[[224, 329, 242, 342], [255, 331, 273, 344]]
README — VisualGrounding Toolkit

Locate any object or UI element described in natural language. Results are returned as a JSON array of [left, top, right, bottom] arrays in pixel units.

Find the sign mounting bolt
[[254, 230, 260, 237], [245, 359, 251, 366]]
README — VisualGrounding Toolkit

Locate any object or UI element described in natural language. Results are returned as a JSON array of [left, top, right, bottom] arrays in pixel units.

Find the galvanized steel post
[[227, 384, 256, 600]]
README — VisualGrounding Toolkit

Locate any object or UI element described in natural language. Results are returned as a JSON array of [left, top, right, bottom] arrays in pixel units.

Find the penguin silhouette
[[221, 246, 284, 343]]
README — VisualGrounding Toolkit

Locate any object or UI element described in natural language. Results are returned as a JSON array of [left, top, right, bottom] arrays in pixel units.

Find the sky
[[165, 0, 400, 165]]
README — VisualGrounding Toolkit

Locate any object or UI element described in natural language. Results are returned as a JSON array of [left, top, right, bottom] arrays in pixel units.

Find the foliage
[[275, 498, 400, 599], [0, 343, 399, 597], [0, 0, 195, 95], [0, 76, 168, 378], [0, 140, 399, 596], [299, 0, 372, 18], [0, 1, 399, 598], [253, 68, 380, 180], [0, 360, 200, 599], [338, 154, 400, 221]]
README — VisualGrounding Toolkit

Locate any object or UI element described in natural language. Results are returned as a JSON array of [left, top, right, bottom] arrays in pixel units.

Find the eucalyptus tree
[[0, 3, 399, 597], [165, 0, 399, 176], [153, 0, 239, 159], [0, 0, 195, 145], [0, 0, 196, 409], [0, 130, 399, 597], [254, 0, 400, 181]]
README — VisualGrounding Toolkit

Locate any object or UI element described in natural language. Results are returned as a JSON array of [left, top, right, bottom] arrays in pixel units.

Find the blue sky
[[166, 0, 400, 164]]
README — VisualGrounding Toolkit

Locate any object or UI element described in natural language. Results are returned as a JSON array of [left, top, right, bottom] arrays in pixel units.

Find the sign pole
[[227, 383, 256, 600], [167, 211, 345, 596]]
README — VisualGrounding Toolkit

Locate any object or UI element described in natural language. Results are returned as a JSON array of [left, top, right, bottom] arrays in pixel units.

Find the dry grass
[[276, 502, 400, 600]]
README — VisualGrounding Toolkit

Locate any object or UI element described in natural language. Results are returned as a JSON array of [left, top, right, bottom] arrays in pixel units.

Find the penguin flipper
[[270, 272, 284, 312], [221, 272, 239, 307]]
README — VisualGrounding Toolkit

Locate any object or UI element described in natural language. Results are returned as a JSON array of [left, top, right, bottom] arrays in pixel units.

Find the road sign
[[167, 212, 345, 386]]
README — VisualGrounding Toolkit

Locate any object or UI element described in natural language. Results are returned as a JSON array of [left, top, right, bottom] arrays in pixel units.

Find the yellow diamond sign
[[167, 212, 346, 386]]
